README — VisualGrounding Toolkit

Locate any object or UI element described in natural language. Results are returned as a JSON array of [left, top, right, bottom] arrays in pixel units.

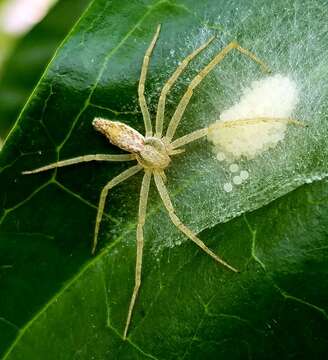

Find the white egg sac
[[208, 74, 300, 160]]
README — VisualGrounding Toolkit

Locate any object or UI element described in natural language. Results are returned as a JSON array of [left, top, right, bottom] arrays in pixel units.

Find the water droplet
[[216, 152, 226, 161], [240, 170, 249, 180], [223, 182, 233, 192], [233, 175, 242, 185], [229, 163, 239, 173]]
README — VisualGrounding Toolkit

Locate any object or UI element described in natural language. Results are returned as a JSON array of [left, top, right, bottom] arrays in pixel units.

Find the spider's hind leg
[[154, 172, 238, 273], [124, 170, 151, 339]]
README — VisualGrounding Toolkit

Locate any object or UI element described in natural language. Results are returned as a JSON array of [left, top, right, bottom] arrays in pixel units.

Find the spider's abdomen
[[93, 118, 145, 153]]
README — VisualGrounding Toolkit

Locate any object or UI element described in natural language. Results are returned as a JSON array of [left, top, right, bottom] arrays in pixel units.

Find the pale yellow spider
[[23, 24, 299, 339]]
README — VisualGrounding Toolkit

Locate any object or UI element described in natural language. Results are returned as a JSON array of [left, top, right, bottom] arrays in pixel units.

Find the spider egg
[[208, 74, 300, 160]]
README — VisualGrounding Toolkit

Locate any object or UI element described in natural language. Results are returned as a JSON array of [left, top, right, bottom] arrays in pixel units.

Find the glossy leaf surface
[[0, 0, 91, 139], [0, 0, 327, 358]]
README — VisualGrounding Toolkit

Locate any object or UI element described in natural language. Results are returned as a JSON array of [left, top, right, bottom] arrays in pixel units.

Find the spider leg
[[171, 127, 208, 149], [124, 170, 151, 339], [139, 24, 161, 137], [165, 41, 270, 141], [92, 164, 142, 254], [208, 117, 306, 130], [22, 154, 136, 174], [170, 117, 305, 150], [155, 35, 215, 137], [154, 172, 238, 272]]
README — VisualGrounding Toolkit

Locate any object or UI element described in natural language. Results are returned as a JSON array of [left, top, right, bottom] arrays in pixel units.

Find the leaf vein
[[54, 180, 119, 224], [274, 284, 328, 321], [57, 0, 167, 153]]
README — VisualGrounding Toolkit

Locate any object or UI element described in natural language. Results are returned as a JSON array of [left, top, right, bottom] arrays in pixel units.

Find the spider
[[23, 24, 299, 339]]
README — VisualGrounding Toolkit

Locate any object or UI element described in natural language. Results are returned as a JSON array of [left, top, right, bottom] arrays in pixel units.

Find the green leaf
[[1, 0, 328, 358], [0, 0, 91, 140]]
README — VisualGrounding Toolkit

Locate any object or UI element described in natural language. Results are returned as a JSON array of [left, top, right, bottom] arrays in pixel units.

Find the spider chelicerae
[[23, 24, 299, 339]]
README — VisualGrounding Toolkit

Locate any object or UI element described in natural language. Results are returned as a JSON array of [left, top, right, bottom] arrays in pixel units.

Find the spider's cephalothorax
[[23, 24, 301, 340], [93, 118, 171, 170]]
